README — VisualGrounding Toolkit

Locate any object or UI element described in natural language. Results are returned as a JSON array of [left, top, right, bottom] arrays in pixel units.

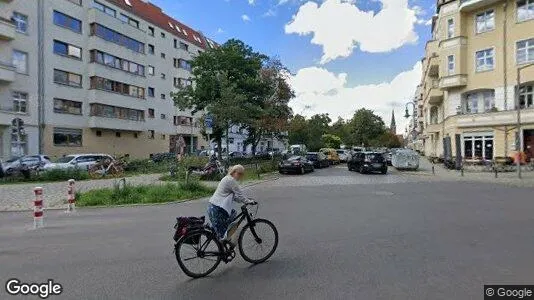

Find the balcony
[[88, 116, 146, 132], [439, 36, 467, 50], [456, 108, 534, 128], [440, 74, 468, 89], [425, 123, 441, 134], [459, 0, 503, 12], [0, 17, 15, 40], [176, 124, 201, 135], [0, 61, 15, 83], [427, 80, 443, 105], [87, 8, 146, 46], [428, 56, 439, 78]]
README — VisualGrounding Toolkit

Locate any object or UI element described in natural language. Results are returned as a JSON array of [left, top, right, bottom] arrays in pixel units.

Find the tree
[[348, 109, 386, 147], [288, 114, 308, 145], [307, 114, 331, 150], [330, 117, 351, 146], [322, 134, 342, 149], [172, 39, 266, 158], [243, 58, 293, 154], [375, 132, 402, 148]]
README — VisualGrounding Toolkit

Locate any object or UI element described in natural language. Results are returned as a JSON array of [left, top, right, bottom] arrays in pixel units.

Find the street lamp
[[515, 62, 534, 179], [404, 101, 417, 140]]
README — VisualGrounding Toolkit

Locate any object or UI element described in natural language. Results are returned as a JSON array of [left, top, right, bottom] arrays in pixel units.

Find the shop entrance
[[524, 129, 534, 162]]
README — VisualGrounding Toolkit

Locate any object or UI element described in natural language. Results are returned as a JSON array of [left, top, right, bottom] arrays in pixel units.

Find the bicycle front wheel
[[238, 219, 278, 264], [175, 230, 222, 278]]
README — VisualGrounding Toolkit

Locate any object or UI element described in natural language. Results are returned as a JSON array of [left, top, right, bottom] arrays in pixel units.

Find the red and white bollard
[[66, 179, 76, 213], [33, 187, 44, 229]]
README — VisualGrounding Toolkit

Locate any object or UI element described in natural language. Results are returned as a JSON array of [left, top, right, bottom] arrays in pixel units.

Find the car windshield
[[287, 156, 301, 161], [56, 156, 75, 163], [5, 157, 20, 163], [306, 154, 317, 160], [366, 154, 383, 161]]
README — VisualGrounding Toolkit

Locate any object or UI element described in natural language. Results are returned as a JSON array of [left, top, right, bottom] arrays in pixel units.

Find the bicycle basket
[[173, 216, 205, 244]]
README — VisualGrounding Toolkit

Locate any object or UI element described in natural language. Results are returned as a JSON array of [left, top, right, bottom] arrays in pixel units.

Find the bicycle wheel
[[238, 219, 278, 264], [175, 230, 222, 278], [88, 164, 103, 178]]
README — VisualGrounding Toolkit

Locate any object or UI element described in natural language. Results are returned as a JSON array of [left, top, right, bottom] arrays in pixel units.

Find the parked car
[[348, 151, 387, 174], [336, 149, 350, 163], [43, 154, 115, 171], [278, 156, 314, 174], [306, 152, 330, 168], [320, 148, 340, 165], [1, 155, 51, 175]]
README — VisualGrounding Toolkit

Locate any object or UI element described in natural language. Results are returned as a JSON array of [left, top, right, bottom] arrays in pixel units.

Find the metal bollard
[[66, 179, 76, 213], [33, 187, 44, 229], [494, 167, 498, 178], [431, 164, 435, 175], [461, 168, 464, 177]]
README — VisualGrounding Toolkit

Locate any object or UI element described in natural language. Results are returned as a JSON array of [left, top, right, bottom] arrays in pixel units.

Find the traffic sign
[[204, 115, 213, 128]]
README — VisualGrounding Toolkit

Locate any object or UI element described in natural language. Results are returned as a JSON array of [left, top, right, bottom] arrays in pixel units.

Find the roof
[[106, 0, 208, 49]]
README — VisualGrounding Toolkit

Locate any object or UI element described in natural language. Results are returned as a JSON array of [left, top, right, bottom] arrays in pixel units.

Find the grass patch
[[76, 181, 214, 207]]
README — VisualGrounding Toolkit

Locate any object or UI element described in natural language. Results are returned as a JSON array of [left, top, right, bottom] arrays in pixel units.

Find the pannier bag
[[173, 216, 205, 244]]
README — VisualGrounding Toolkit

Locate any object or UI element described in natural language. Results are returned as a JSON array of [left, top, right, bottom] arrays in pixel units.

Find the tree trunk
[[216, 138, 222, 159]]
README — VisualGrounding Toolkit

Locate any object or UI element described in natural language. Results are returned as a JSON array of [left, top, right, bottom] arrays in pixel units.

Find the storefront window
[[463, 133, 494, 160]]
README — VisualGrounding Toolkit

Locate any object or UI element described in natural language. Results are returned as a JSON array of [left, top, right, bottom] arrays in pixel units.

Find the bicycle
[[174, 202, 278, 278], [88, 158, 125, 178]]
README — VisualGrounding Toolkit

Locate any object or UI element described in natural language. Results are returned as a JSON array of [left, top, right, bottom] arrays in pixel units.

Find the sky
[[151, 0, 437, 134]]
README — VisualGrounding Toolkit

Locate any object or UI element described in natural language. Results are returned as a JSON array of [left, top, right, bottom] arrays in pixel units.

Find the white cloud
[[288, 62, 422, 134], [285, 0, 419, 64], [241, 14, 251, 22], [263, 8, 277, 17], [216, 28, 225, 34], [248, 0, 255, 5]]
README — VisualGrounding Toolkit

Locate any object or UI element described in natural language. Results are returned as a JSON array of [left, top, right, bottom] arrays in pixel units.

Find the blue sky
[[151, 0, 437, 132]]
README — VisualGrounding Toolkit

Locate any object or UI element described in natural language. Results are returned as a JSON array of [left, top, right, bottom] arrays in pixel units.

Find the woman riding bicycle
[[207, 164, 255, 241]]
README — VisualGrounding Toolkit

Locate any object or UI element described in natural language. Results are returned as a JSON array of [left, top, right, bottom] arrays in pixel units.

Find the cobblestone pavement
[[0, 174, 162, 211]]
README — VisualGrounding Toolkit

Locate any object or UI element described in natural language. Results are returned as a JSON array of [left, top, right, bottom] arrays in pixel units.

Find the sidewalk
[[401, 157, 534, 187]]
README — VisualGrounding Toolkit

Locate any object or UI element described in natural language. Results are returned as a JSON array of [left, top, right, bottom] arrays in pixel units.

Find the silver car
[[43, 154, 114, 171]]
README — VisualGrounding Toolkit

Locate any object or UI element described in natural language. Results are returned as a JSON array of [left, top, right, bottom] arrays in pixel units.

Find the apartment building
[[419, 0, 534, 162], [0, 0, 217, 160], [216, 125, 288, 154]]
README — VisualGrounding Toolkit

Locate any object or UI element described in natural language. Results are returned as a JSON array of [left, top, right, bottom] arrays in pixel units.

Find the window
[[89, 76, 145, 98], [13, 12, 28, 33], [90, 23, 144, 53], [174, 39, 178, 48], [148, 109, 154, 118], [476, 48, 495, 72], [54, 98, 82, 115], [148, 26, 154, 36], [148, 87, 154, 97], [160, 93, 166, 100], [463, 90, 495, 113], [96, 130, 102, 137], [12, 92, 27, 113], [174, 78, 192, 88], [519, 84, 534, 108], [116, 132, 121, 138], [53, 11, 82, 33], [67, 0, 82, 5], [476, 10, 494, 33], [463, 133, 494, 160], [148, 130, 155, 139], [54, 40, 82, 59], [447, 18, 454, 38], [118, 13, 139, 28], [175, 59, 192, 71], [93, 1, 115, 17], [447, 55, 455, 75], [518, 0, 534, 22], [148, 65, 154, 76], [161, 134, 165, 140], [517, 38, 534, 64], [429, 106, 439, 124], [12, 50, 28, 74], [54, 69, 82, 87], [161, 32, 165, 38], [160, 73, 166, 80], [133, 133, 138, 138], [179, 42, 189, 51], [90, 104, 144, 121], [148, 44, 154, 54], [89, 50, 144, 76], [161, 52, 166, 59], [161, 114, 166, 119], [53, 128, 83, 147], [11, 118, 27, 156]]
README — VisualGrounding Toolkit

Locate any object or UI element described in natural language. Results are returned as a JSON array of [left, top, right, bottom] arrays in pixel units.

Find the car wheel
[[381, 168, 387, 175], [359, 166, 366, 174]]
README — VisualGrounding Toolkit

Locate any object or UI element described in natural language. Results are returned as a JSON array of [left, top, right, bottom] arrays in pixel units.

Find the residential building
[[215, 125, 288, 154], [419, 0, 534, 162], [0, 0, 218, 160]]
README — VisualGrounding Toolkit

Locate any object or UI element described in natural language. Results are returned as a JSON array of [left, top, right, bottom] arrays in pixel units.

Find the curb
[[0, 175, 280, 213]]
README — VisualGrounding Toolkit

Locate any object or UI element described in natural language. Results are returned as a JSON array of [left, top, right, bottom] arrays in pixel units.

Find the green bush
[[77, 181, 214, 207]]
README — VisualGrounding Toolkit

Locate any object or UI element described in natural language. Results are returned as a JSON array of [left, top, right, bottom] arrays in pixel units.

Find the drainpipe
[[37, 0, 45, 154], [502, 2, 508, 110]]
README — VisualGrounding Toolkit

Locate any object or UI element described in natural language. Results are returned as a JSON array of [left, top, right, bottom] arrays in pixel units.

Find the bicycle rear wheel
[[238, 219, 278, 264], [175, 230, 222, 278]]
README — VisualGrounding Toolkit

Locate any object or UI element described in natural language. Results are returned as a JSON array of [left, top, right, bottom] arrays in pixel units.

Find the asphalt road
[[2, 166, 534, 299]]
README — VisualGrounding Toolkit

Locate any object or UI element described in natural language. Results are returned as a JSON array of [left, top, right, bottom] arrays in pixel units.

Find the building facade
[[420, 0, 534, 162], [216, 125, 288, 154], [0, 0, 216, 160]]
